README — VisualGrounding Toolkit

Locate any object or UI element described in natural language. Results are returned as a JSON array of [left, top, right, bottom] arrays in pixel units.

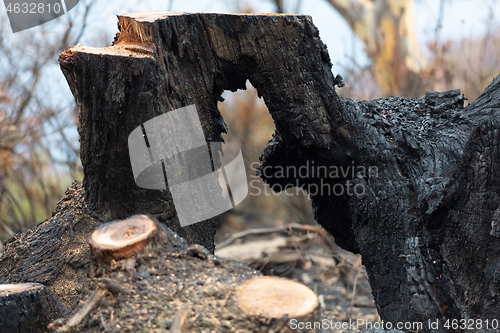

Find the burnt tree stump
[[0, 11, 497, 332], [59, 37, 220, 253], [88, 215, 157, 265], [56, 12, 500, 331]]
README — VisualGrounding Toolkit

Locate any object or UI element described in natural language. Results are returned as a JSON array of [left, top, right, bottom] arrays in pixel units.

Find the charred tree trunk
[[59, 32, 224, 253], [0, 11, 494, 332], [57, 12, 500, 331]]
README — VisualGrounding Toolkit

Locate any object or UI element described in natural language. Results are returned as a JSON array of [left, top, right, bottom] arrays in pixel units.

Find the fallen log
[[0, 283, 68, 333], [0, 181, 101, 308]]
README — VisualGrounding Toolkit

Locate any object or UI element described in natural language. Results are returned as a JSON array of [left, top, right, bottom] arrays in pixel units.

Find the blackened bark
[[0, 181, 101, 307], [260, 75, 500, 329], [57, 12, 351, 254], [59, 36, 222, 253], [0, 283, 68, 333], [53, 12, 500, 331]]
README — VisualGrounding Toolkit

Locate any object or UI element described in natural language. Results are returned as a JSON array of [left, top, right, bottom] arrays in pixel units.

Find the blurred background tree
[[325, 0, 428, 97], [0, 1, 98, 237], [1, 0, 500, 241]]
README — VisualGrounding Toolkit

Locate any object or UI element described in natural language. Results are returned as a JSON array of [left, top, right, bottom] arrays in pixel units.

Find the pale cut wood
[[235, 276, 319, 319], [0, 283, 35, 293], [88, 214, 157, 263]]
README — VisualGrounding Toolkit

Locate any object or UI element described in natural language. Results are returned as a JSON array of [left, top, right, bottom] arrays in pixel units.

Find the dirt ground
[[56, 212, 404, 333], [214, 213, 404, 333]]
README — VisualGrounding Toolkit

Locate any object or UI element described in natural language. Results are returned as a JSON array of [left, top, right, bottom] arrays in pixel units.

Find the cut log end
[[0, 283, 38, 294], [60, 45, 154, 62], [235, 276, 319, 319], [119, 11, 306, 23], [0, 283, 67, 333], [88, 214, 157, 263]]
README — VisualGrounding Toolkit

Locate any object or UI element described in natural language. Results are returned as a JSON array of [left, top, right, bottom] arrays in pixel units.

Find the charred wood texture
[[56, 12, 500, 330], [0, 283, 68, 333], [0, 11, 494, 332], [256, 31, 500, 333], [0, 181, 101, 307]]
